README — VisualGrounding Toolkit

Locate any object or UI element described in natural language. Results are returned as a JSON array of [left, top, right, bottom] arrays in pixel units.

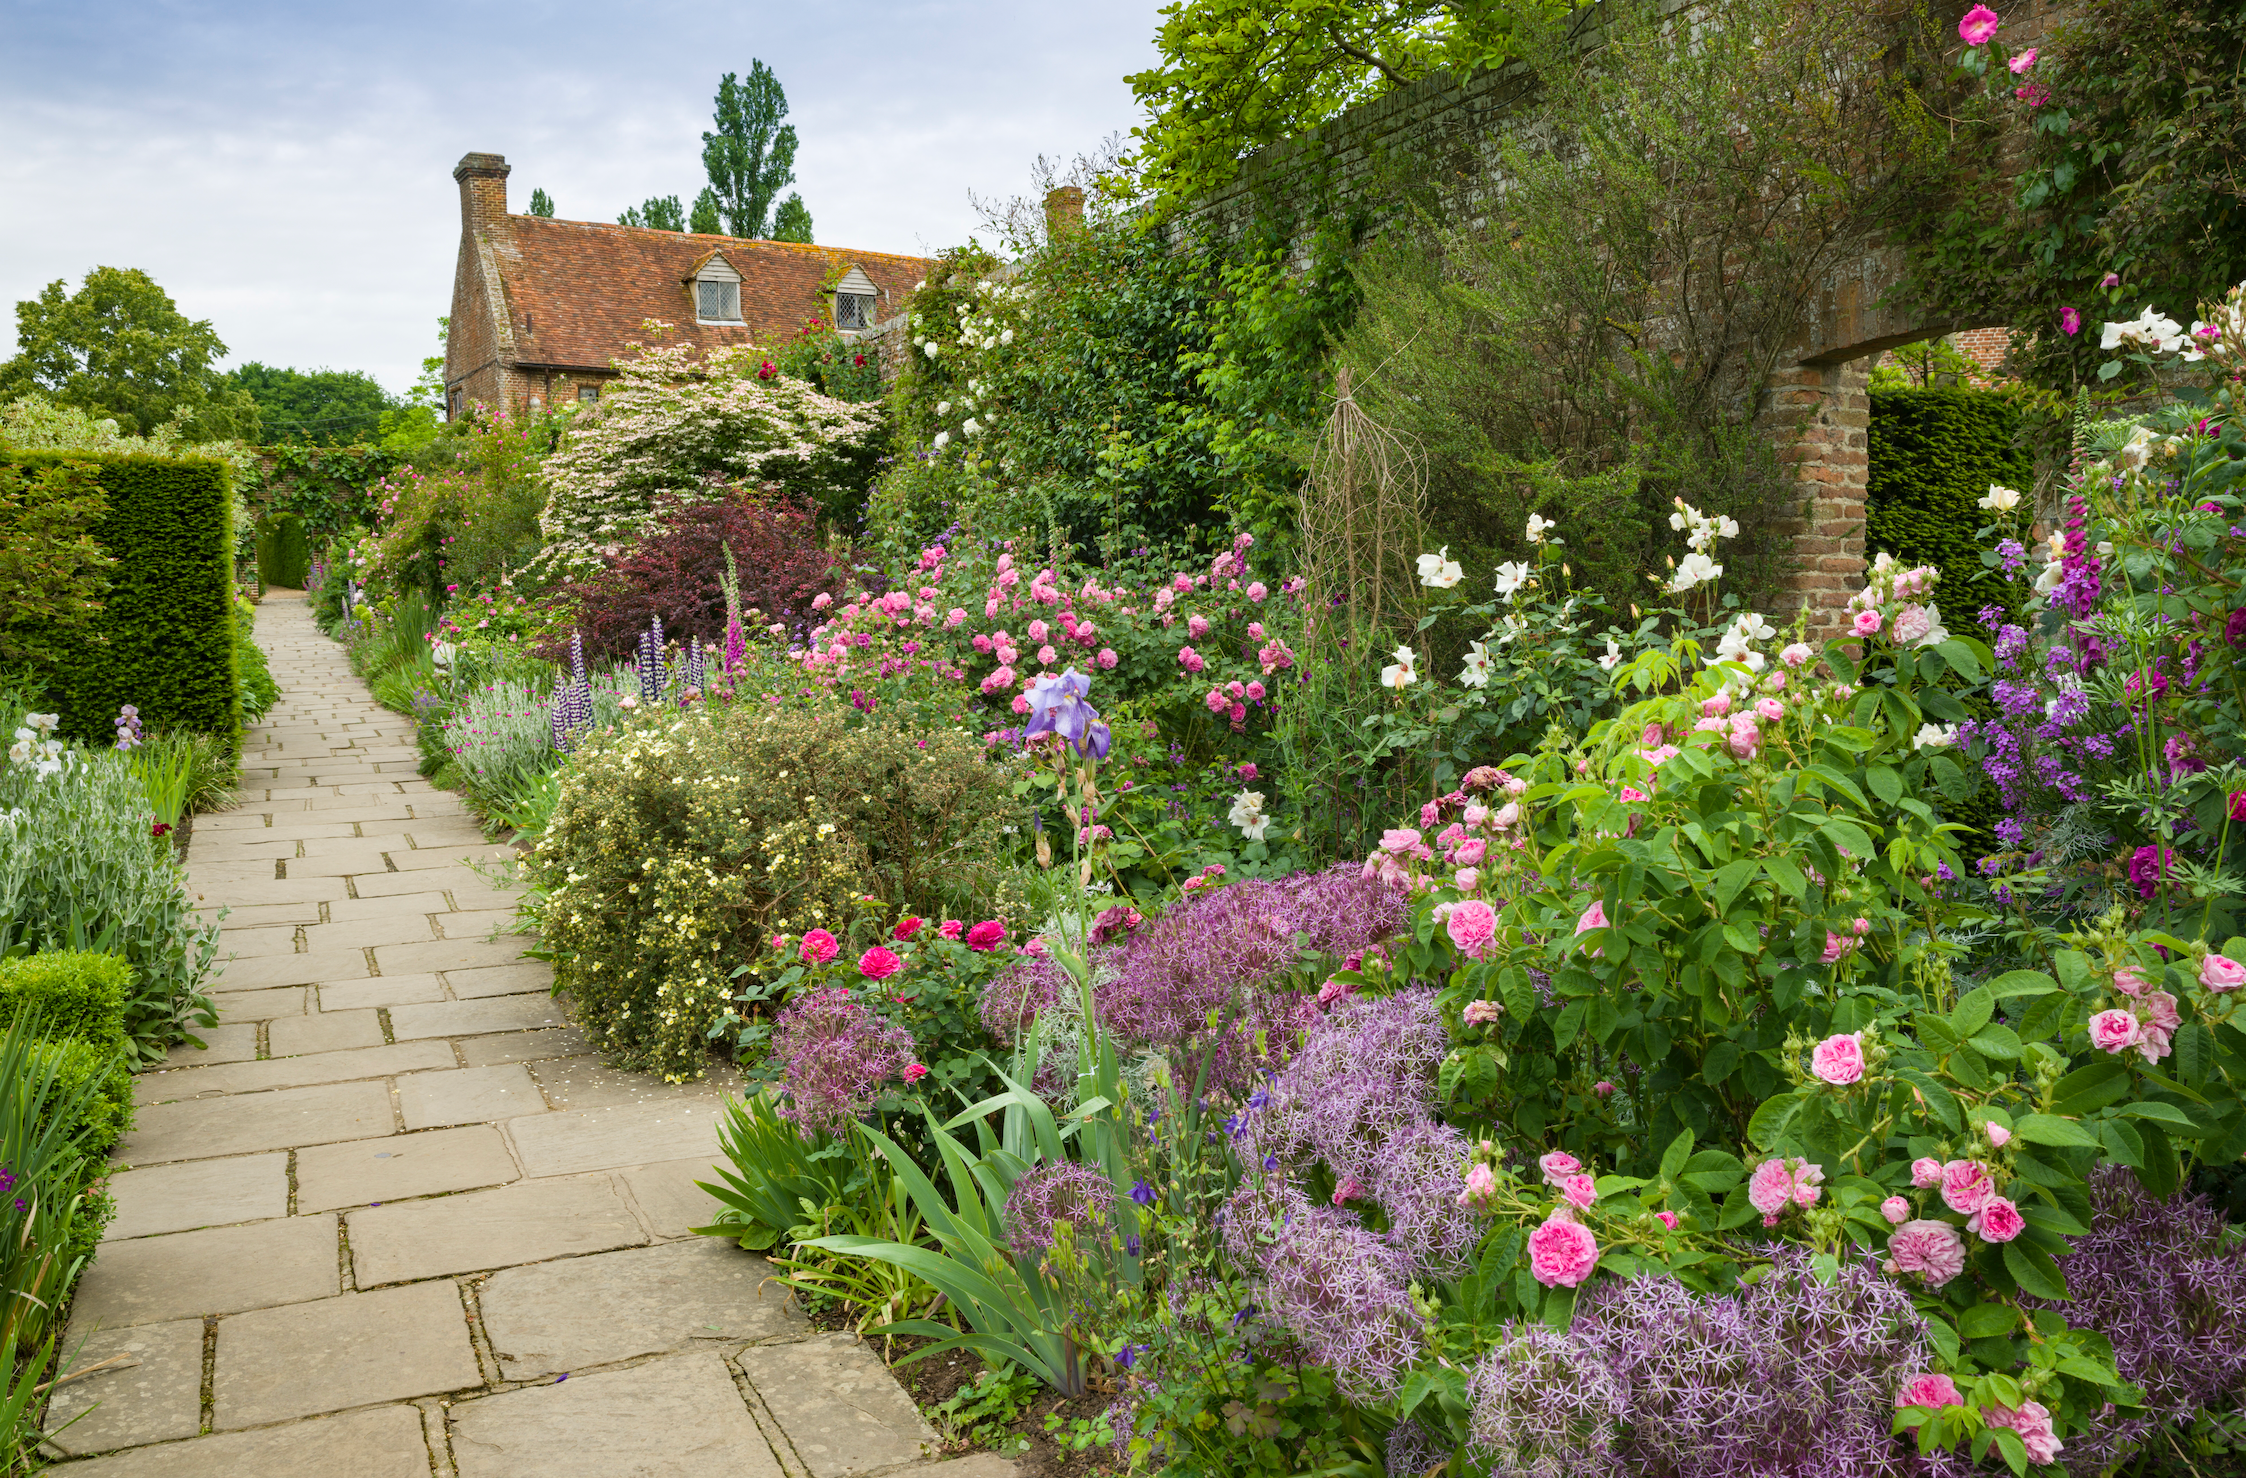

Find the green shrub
[[235, 596, 281, 721], [0, 450, 239, 747], [30, 1038, 132, 1161], [0, 951, 130, 1051], [527, 699, 1008, 1080], [256, 512, 310, 587], [1866, 387, 2034, 639]]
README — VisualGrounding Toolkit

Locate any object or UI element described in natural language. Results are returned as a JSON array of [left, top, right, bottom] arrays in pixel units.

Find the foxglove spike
[[724, 617, 745, 677]]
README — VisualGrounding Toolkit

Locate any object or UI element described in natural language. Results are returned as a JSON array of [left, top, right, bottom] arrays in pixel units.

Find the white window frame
[[694, 256, 745, 324]]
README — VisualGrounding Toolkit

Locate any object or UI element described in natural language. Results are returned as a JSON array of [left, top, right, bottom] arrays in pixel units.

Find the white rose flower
[[1912, 723, 1959, 751], [962, 418, 981, 436], [1598, 637, 1624, 672], [1526, 512, 1561, 545], [1459, 640, 1493, 688], [1493, 561, 1533, 600], [937, 401, 951, 414], [923, 341, 940, 359], [1000, 329, 1015, 345], [1668, 552, 1723, 593], [1228, 790, 1271, 840], [932, 431, 951, 450], [1416, 547, 1464, 588], [1978, 484, 2022, 512], [1381, 645, 1418, 688]]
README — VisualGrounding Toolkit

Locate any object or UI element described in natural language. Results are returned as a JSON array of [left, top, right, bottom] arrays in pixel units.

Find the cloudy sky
[[0, 0, 1161, 394]]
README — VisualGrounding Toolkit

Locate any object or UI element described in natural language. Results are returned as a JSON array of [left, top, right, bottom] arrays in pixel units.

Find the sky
[[0, 0, 1162, 395]]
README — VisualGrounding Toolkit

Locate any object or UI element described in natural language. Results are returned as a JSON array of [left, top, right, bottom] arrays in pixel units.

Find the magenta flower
[[938, 919, 964, 941], [2201, 954, 2246, 991], [1958, 4, 2000, 45], [1969, 1195, 2026, 1243], [965, 919, 1007, 952], [1527, 1212, 1599, 1287], [2090, 1007, 2142, 1054], [1558, 1172, 1598, 1210], [2009, 45, 2037, 71], [1444, 899, 1499, 960], [1895, 1372, 1964, 1409], [799, 929, 839, 965], [1539, 1151, 1583, 1184], [1810, 1031, 1864, 1085], [1941, 1158, 1995, 1216], [858, 946, 902, 981], [1176, 645, 1205, 673], [1984, 1401, 2063, 1466]]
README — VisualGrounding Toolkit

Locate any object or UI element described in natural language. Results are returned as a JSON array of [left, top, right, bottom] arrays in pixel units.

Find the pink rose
[[1177, 646, 1205, 672], [1096, 648, 1118, 669], [1702, 692, 1732, 717], [965, 920, 1007, 952], [1654, 1210, 1678, 1230], [1880, 1196, 1911, 1225], [938, 919, 964, 940], [1526, 1214, 1600, 1288], [902, 1062, 929, 1083], [1380, 827, 1422, 854], [799, 929, 840, 965], [1538, 1151, 1583, 1184], [1574, 900, 1609, 956], [1457, 1163, 1498, 1209], [1725, 722, 1760, 759], [1810, 1032, 1864, 1085], [1940, 1159, 1994, 1216], [1749, 1157, 1821, 1221], [2089, 1007, 2142, 1054], [1559, 1172, 1599, 1210], [1453, 837, 1488, 867], [1911, 1157, 1944, 1189], [1246, 581, 1268, 602], [1958, 3, 2001, 46], [1779, 642, 1813, 668], [1594, 1080, 1615, 1096], [1890, 604, 1934, 645], [1852, 609, 1883, 637], [1968, 1195, 2026, 1243], [2008, 46, 2037, 72], [1462, 999, 1503, 1026], [1187, 614, 1210, 638], [1895, 1372, 1964, 1410], [1454, 867, 1481, 892], [857, 946, 902, 981], [1984, 1400, 2064, 1467], [1985, 1121, 2012, 1149], [1036, 644, 1058, 666], [1205, 688, 1228, 714], [1618, 786, 1647, 803], [1445, 900, 1500, 961], [1755, 697, 1785, 722], [2144, 990, 2181, 1032], [2202, 953, 2246, 991], [2112, 965, 2149, 995], [893, 916, 925, 940], [1887, 1219, 1966, 1287]]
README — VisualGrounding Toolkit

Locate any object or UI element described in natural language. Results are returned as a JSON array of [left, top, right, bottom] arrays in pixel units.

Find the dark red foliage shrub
[[549, 485, 851, 663]]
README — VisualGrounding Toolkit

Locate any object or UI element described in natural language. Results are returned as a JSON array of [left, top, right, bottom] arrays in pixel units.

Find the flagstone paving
[[46, 592, 1009, 1478]]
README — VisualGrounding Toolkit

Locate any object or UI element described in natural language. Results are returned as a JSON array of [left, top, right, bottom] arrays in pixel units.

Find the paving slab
[[267, 1007, 386, 1056], [508, 1098, 726, 1178], [457, 1026, 589, 1065], [447, 1351, 782, 1478], [122, 1079, 396, 1162], [214, 926, 310, 959], [134, 1041, 453, 1104], [375, 937, 534, 976], [347, 1174, 644, 1285], [71, 1214, 339, 1327], [348, 865, 483, 898], [618, 1157, 732, 1239], [162, 1022, 257, 1067], [444, 962, 552, 999], [325, 890, 451, 923], [105, 1152, 288, 1241], [207, 984, 309, 1020], [911, 1459, 1022, 1478], [216, 949, 372, 989], [441, 908, 527, 938], [388, 994, 569, 1041], [530, 1056, 739, 1112], [40, 1316, 205, 1455], [397, 1063, 547, 1129], [295, 1122, 521, 1212], [300, 917, 439, 953], [479, 1237, 800, 1378], [198, 899, 323, 927], [387, 843, 516, 872], [186, 874, 349, 905], [739, 1334, 937, 1477], [48, 1405, 433, 1478], [214, 1281, 482, 1428], [318, 972, 448, 1010]]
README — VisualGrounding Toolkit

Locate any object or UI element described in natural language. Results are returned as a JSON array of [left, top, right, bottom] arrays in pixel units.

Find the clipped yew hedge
[[1866, 387, 2034, 636], [1, 449, 240, 744]]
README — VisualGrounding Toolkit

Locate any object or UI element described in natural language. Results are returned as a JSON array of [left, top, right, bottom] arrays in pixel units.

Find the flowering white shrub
[[536, 341, 883, 577]]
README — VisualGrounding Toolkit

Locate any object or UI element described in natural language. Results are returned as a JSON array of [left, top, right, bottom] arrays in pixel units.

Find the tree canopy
[[226, 363, 394, 445], [528, 188, 556, 217], [771, 194, 814, 244], [702, 63, 802, 240], [0, 266, 259, 441], [1126, 0, 1566, 212], [620, 195, 687, 231]]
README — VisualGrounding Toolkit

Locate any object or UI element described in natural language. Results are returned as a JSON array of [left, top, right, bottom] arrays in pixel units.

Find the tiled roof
[[496, 216, 932, 371]]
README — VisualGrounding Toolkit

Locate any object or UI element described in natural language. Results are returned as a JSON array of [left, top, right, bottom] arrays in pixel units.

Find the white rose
[[1977, 484, 2022, 512], [1416, 547, 1464, 589], [1493, 561, 1533, 600]]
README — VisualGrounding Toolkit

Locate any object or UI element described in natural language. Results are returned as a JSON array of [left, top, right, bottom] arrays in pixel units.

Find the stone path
[[45, 592, 1006, 1478]]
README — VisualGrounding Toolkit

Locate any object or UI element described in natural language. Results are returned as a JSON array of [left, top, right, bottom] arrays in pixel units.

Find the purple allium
[[1003, 1161, 1116, 1258], [2026, 1167, 2246, 1471], [980, 953, 1075, 1043], [1222, 1181, 1425, 1401], [1464, 1323, 1627, 1478], [770, 987, 914, 1140], [1254, 989, 1448, 1174], [1362, 1117, 1480, 1277], [1568, 1251, 1929, 1476], [1385, 1417, 1453, 1477]]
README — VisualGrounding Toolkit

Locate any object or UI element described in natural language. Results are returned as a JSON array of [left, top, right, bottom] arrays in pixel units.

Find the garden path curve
[[43, 591, 1009, 1478]]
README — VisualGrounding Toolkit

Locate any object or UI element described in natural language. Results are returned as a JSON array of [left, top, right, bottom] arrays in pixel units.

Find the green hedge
[[0, 449, 241, 745], [1866, 388, 2033, 636], [0, 951, 131, 1051], [257, 512, 310, 588]]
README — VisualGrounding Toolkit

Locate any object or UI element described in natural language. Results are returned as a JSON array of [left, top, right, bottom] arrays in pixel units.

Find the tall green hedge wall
[[1866, 388, 2034, 635], [1, 450, 240, 744]]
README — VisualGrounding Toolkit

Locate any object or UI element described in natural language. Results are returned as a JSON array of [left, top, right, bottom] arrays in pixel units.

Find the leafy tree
[[379, 318, 449, 453], [770, 193, 813, 243], [1126, 0, 1566, 213], [225, 363, 393, 445], [0, 266, 259, 440], [620, 195, 687, 231], [702, 62, 800, 239], [529, 188, 556, 217], [690, 187, 723, 235]]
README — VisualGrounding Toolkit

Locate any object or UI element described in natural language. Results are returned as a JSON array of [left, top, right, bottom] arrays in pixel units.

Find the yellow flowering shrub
[[527, 698, 1007, 1079]]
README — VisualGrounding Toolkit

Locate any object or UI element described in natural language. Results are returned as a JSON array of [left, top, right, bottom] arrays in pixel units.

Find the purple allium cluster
[[1222, 1181, 1425, 1401], [1385, 1417, 1453, 1478], [1567, 1251, 1928, 1477], [2027, 1167, 2246, 1472], [1464, 1323, 1627, 1478], [980, 952, 1075, 1044], [770, 987, 914, 1140], [1003, 1160, 1116, 1258]]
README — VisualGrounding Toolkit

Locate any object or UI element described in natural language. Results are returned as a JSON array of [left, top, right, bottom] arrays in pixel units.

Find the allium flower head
[[1223, 1182, 1424, 1401], [771, 988, 915, 1140], [1004, 1160, 1116, 1258], [1465, 1323, 1625, 1478]]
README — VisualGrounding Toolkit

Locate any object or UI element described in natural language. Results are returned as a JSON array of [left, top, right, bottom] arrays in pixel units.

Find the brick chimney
[[1044, 186, 1084, 237], [454, 152, 512, 242]]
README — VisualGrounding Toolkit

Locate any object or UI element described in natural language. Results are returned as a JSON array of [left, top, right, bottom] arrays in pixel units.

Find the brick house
[[444, 152, 933, 418]]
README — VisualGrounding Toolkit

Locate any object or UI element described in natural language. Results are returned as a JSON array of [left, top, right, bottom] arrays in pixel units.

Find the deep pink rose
[[799, 929, 840, 965], [1940, 1159, 1995, 1216], [1445, 900, 1500, 960], [1575, 900, 1608, 957], [1888, 1219, 1966, 1286], [1958, 4, 2001, 46], [938, 919, 964, 941], [893, 916, 925, 940], [1969, 1195, 2026, 1243], [1985, 1401, 2063, 1466], [1895, 1372, 1964, 1410], [1852, 609, 1883, 637], [2089, 1007, 2142, 1053], [1527, 1214, 1600, 1288], [1810, 1032, 1865, 1085], [1559, 1173, 1599, 1210], [902, 1062, 929, 1083], [1911, 1157, 1944, 1188], [2008, 46, 2037, 72], [1538, 1151, 1582, 1184], [857, 946, 902, 981], [1654, 1210, 1678, 1230], [965, 920, 1007, 952], [2202, 953, 2246, 991], [2060, 305, 2082, 336]]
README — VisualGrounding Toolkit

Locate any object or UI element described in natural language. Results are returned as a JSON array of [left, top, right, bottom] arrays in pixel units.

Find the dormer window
[[690, 253, 744, 324], [834, 266, 880, 333]]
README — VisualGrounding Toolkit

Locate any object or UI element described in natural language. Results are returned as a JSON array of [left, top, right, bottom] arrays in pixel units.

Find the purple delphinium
[[1567, 1250, 1929, 1477], [2026, 1167, 2246, 1471], [1003, 1161, 1117, 1258], [636, 615, 666, 702], [1464, 1322, 1627, 1478], [1222, 1181, 1425, 1401], [770, 987, 914, 1140]]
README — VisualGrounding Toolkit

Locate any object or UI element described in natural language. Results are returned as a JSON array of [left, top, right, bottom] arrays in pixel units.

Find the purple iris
[[1021, 669, 1112, 759]]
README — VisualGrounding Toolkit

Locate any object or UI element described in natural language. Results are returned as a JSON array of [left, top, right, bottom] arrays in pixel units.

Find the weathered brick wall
[[447, 154, 520, 417]]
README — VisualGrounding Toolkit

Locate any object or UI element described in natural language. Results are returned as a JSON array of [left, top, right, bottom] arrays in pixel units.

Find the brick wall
[[447, 154, 519, 418], [1760, 360, 1872, 638]]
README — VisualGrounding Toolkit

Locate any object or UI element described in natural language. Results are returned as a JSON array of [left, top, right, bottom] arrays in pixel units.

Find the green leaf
[[1711, 858, 1758, 918], [2053, 950, 2092, 993], [1894, 1068, 1961, 1130], [2122, 1100, 2205, 1136], [1985, 970, 2058, 998], [1745, 1094, 1798, 1150], [2052, 1058, 2132, 1116], [1762, 853, 1805, 898], [1659, 1127, 1695, 1182], [1822, 726, 1877, 753], [1553, 999, 1586, 1051], [2003, 1241, 2071, 1301], [2013, 1113, 2097, 1148], [1933, 639, 1984, 681], [1957, 1302, 2017, 1339], [1950, 987, 1995, 1039], [1966, 1024, 2022, 1061], [2099, 1118, 2145, 1167]]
